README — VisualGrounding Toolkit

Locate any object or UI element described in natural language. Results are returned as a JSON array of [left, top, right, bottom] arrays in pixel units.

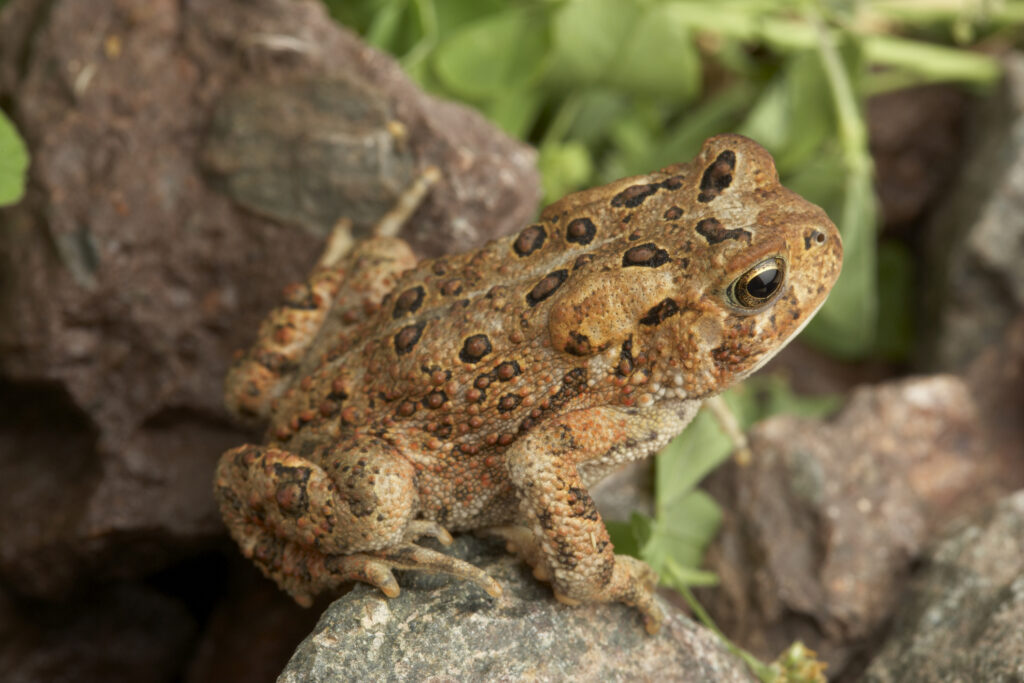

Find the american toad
[[214, 134, 842, 633]]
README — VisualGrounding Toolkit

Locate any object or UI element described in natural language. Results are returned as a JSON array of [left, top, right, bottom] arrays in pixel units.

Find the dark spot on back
[[565, 217, 597, 245], [526, 269, 569, 307], [497, 393, 522, 413], [497, 361, 521, 380], [513, 225, 546, 257], [663, 206, 683, 220], [611, 183, 659, 208], [639, 298, 680, 326], [394, 321, 426, 355], [392, 285, 425, 319], [459, 334, 492, 363], [697, 150, 736, 203], [622, 243, 670, 268], [547, 368, 588, 411], [695, 217, 751, 245]]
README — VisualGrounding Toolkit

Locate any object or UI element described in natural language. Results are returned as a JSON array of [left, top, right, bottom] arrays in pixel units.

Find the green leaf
[[780, 140, 878, 360], [641, 379, 839, 589], [609, 83, 755, 178], [551, 0, 700, 101], [644, 489, 723, 574], [433, 6, 549, 101], [864, 33, 1000, 93], [550, 0, 638, 85], [872, 240, 916, 361], [609, 3, 701, 101], [538, 141, 593, 205], [557, 89, 632, 147], [655, 406, 734, 514], [741, 50, 835, 174], [605, 511, 652, 559], [661, 558, 721, 589], [731, 376, 843, 427], [484, 87, 544, 139], [0, 110, 29, 207]]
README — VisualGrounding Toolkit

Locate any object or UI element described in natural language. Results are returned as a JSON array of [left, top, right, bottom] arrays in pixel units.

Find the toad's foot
[[254, 536, 502, 608], [485, 525, 663, 634]]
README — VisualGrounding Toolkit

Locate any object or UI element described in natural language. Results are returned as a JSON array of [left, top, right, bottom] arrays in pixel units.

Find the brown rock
[[0, 0, 538, 597], [867, 85, 968, 232]]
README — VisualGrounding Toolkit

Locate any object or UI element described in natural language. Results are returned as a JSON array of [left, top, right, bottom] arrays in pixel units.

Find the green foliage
[[0, 109, 28, 208]]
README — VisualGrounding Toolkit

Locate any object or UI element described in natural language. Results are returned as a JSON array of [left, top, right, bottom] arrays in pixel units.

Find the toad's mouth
[[740, 294, 830, 379]]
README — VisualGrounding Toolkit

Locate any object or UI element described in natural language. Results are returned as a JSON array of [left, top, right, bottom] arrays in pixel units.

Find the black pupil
[[746, 268, 781, 299]]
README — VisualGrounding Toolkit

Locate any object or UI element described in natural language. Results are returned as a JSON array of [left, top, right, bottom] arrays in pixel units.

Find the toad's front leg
[[502, 403, 699, 634]]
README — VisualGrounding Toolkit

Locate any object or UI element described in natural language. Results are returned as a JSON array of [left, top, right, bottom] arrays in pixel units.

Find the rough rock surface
[[0, 0, 539, 598], [861, 490, 1024, 682], [278, 536, 756, 683], [700, 337, 1024, 678], [923, 53, 1024, 370]]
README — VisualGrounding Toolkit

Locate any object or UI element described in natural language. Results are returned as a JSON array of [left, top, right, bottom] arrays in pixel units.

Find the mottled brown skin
[[214, 134, 843, 633]]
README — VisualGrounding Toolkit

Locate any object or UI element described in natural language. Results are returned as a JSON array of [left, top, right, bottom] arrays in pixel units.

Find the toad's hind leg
[[224, 169, 438, 421], [214, 442, 500, 606]]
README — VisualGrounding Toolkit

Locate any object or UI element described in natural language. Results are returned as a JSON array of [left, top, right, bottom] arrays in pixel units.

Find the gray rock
[[278, 537, 756, 683], [201, 77, 418, 239], [861, 490, 1024, 682], [923, 53, 1024, 370]]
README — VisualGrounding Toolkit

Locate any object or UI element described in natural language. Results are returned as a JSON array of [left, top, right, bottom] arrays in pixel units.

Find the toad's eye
[[730, 257, 786, 308]]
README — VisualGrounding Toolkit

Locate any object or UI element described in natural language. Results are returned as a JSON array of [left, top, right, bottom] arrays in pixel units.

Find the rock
[[700, 364, 1024, 677], [278, 536, 756, 682], [922, 53, 1024, 370], [200, 77, 418, 239], [0, 0, 539, 598], [861, 490, 1024, 682], [867, 85, 969, 232]]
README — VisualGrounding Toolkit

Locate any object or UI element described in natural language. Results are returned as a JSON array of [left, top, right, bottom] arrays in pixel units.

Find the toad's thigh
[[214, 441, 419, 556]]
